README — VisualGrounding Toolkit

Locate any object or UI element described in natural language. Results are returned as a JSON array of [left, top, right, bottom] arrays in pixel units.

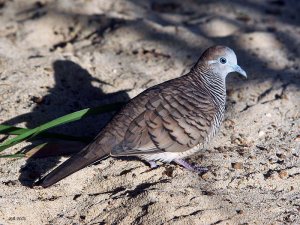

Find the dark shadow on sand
[[3, 60, 130, 186]]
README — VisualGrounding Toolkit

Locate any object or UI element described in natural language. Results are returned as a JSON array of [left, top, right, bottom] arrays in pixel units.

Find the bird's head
[[198, 45, 247, 79]]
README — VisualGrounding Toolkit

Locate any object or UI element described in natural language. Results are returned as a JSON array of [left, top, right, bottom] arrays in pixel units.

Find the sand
[[0, 0, 299, 224]]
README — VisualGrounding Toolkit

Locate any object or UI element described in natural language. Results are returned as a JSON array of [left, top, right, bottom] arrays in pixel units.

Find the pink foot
[[174, 159, 208, 174]]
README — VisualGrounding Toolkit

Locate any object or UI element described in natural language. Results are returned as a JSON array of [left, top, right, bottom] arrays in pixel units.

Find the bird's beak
[[233, 65, 247, 78]]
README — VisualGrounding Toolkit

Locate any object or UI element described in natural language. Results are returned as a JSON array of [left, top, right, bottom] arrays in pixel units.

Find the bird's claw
[[148, 161, 159, 169], [173, 159, 208, 174], [191, 165, 209, 174]]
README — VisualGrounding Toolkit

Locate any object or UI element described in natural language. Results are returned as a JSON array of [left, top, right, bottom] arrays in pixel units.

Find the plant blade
[[0, 124, 92, 142], [0, 102, 124, 152]]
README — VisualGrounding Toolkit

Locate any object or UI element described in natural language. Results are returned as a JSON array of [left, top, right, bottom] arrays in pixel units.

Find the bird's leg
[[173, 159, 208, 174], [148, 161, 159, 169]]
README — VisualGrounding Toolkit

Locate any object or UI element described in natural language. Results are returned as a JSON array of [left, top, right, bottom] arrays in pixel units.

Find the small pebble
[[258, 130, 265, 137], [201, 171, 213, 180], [232, 162, 243, 169], [278, 170, 288, 179], [236, 209, 244, 214]]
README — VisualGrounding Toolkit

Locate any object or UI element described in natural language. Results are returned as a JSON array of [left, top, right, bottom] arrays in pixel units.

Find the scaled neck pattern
[[190, 63, 227, 109], [189, 63, 227, 140]]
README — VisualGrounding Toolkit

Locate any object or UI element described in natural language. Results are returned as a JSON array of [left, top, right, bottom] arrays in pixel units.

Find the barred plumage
[[37, 45, 247, 188]]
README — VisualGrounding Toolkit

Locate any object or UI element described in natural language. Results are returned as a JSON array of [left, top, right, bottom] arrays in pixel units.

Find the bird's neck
[[190, 65, 227, 108]]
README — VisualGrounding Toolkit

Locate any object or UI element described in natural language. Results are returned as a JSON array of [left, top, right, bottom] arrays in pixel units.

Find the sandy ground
[[0, 0, 300, 224]]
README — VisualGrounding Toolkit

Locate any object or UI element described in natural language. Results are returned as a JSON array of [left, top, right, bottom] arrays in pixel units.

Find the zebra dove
[[36, 45, 246, 188]]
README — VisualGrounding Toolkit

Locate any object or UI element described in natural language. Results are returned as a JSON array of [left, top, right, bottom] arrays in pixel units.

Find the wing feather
[[111, 80, 217, 156]]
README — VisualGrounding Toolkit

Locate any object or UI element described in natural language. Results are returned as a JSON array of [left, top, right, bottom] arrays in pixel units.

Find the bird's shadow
[[2, 60, 130, 186]]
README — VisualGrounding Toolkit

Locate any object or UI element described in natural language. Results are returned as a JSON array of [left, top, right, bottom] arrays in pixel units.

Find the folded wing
[[111, 82, 216, 156]]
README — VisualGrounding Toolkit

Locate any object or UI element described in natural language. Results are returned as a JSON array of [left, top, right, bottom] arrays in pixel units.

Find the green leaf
[[0, 125, 28, 135], [0, 153, 26, 158], [0, 102, 124, 152], [0, 124, 92, 142]]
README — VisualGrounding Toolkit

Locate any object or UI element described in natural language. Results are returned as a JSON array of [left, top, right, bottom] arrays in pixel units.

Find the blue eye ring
[[219, 57, 227, 64]]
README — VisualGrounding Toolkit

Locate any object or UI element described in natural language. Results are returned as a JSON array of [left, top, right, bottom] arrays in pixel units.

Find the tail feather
[[35, 143, 108, 188]]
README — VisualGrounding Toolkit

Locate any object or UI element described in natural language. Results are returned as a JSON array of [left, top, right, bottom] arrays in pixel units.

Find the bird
[[36, 45, 247, 188]]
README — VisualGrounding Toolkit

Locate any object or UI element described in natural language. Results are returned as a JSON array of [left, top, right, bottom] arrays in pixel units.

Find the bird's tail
[[35, 142, 109, 188]]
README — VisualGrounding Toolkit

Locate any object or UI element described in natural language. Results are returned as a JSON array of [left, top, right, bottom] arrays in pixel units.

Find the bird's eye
[[219, 57, 227, 64]]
